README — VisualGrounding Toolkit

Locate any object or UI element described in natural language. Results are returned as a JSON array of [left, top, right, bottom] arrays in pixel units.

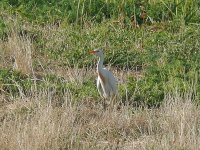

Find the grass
[[0, 0, 200, 149], [0, 82, 200, 149]]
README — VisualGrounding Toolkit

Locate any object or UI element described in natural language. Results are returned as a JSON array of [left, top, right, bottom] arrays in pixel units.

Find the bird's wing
[[103, 68, 117, 94], [108, 72, 117, 93], [96, 77, 104, 97]]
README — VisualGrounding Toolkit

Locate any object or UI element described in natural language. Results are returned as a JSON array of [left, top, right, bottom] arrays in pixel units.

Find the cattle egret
[[89, 48, 118, 103]]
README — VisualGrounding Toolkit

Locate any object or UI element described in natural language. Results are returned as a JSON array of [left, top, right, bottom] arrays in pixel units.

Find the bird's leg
[[103, 97, 107, 110], [110, 95, 116, 107]]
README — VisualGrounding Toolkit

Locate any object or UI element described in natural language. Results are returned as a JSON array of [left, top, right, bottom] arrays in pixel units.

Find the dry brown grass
[[0, 25, 33, 75], [0, 86, 200, 150]]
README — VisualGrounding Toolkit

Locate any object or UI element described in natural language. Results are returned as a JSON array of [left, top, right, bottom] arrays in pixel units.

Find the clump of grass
[[4, 30, 33, 75]]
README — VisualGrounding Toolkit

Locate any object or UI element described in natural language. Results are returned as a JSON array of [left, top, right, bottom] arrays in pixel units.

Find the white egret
[[89, 48, 118, 103]]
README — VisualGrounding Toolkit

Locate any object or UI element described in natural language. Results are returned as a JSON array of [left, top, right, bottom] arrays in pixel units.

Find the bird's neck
[[97, 55, 104, 72]]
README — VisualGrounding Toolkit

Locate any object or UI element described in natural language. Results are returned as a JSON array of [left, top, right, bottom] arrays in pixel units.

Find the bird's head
[[89, 48, 104, 57]]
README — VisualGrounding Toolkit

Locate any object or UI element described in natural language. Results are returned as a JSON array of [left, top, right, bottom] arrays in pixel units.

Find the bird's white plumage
[[90, 48, 117, 99]]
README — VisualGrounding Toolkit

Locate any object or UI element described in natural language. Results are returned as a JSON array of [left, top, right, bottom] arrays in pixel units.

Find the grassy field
[[0, 0, 200, 149]]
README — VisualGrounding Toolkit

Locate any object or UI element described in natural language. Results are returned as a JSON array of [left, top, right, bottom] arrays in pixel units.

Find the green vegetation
[[0, 0, 200, 106]]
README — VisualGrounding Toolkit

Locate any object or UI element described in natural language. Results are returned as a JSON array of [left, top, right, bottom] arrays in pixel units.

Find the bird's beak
[[89, 50, 96, 54]]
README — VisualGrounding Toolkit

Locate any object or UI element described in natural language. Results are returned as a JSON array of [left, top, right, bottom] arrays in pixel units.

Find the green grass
[[1, 0, 200, 25], [1, 20, 199, 106], [0, 0, 200, 105]]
